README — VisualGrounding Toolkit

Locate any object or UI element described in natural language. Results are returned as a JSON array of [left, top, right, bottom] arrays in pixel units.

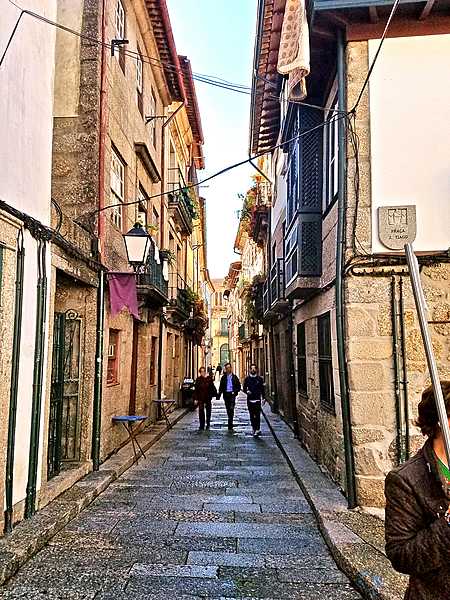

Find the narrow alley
[[2, 396, 361, 599]]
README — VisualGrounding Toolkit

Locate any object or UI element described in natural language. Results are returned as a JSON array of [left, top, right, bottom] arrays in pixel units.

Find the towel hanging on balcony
[[154, 242, 160, 264], [162, 260, 169, 282], [277, 0, 310, 101], [107, 273, 139, 318]]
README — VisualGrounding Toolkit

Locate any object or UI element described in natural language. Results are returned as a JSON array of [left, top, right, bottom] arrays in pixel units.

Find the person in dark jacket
[[385, 381, 450, 600], [218, 362, 241, 431], [243, 364, 265, 437], [194, 367, 217, 431]]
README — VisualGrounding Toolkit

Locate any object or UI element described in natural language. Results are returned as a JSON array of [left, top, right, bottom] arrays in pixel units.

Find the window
[[149, 337, 157, 385], [115, 0, 126, 72], [152, 206, 160, 244], [136, 51, 143, 115], [318, 313, 335, 413], [136, 186, 147, 227], [221, 318, 228, 334], [297, 322, 307, 393], [285, 226, 298, 285], [148, 88, 157, 148], [107, 329, 120, 385], [324, 95, 339, 211], [110, 148, 125, 230]]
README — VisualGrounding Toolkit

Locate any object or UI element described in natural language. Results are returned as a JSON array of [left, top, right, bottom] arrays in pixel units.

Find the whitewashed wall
[[369, 34, 450, 253], [0, 1, 56, 504]]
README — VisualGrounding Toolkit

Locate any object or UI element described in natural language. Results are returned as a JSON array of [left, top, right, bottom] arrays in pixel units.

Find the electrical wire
[[95, 113, 348, 216], [351, 0, 400, 112], [2, 0, 335, 114]]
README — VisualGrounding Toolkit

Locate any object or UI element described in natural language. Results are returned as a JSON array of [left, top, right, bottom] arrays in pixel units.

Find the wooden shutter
[[297, 107, 323, 277]]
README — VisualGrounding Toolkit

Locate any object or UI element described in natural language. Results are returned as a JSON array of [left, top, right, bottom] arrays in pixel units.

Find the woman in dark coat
[[385, 381, 450, 599], [193, 367, 217, 431]]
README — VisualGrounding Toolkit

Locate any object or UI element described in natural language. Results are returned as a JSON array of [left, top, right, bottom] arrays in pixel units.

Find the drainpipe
[[391, 277, 405, 464], [25, 240, 48, 518], [287, 301, 299, 437], [398, 276, 410, 459], [4, 230, 25, 533], [157, 312, 164, 409], [92, 269, 105, 471], [336, 29, 357, 509], [97, 0, 107, 255], [91, 0, 107, 471]]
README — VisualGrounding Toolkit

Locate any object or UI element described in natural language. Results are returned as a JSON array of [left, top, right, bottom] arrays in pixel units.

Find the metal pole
[[92, 269, 105, 471], [25, 240, 47, 518], [404, 243, 450, 466]]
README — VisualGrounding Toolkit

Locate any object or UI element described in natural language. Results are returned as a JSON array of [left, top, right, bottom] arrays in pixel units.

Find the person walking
[[218, 362, 241, 431], [385, 381, 450, 599], [243, 364, 265, 437], [194, 367, 216, 431]]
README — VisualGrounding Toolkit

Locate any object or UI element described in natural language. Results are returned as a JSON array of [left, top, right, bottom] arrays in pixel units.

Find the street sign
[[379, 206, 416, 250]]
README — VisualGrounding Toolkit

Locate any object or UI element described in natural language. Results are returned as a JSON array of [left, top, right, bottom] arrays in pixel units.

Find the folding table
[[112, 415, 147, 463], [153, 399, 176, 429]]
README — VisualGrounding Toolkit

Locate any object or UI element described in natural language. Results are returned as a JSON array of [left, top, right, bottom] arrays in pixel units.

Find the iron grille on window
[[318, 313, 335, 413], [297, 322, 307, 393]]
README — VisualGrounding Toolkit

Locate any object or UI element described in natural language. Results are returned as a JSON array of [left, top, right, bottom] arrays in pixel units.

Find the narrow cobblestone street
[[2, 396, 362, 599]]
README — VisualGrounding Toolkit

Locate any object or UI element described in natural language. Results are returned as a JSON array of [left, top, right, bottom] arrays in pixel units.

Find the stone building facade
[[248, 0, 450, 508], [0, 0, 210, 534]]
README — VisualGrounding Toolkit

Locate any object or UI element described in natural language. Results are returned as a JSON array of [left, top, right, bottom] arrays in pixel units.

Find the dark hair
[[224, 362, 231, 368], [250, 363, 257, 369], [416, 381, 450, 438]]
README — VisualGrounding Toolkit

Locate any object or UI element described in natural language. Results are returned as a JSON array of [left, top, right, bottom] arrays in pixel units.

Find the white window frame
[[111, 148, 125, 230], [136, 53, 143, 94], [115, 0, 125, 39], [136, 185, 147, 227], [148, 88, 157, 147], [323, 81, 339, 212]]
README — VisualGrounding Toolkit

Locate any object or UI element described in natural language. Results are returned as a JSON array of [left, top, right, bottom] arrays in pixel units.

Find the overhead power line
[[2, 0, 333, 113], [352, 0, 400, 111], [95, 113, 348, 216]]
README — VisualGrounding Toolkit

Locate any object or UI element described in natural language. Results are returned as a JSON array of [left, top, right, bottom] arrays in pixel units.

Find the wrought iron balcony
[[238, 323, 249, 341], [136, 242, 169, 307], [168, 169, 197, 235], [168, 273, 193, 319]]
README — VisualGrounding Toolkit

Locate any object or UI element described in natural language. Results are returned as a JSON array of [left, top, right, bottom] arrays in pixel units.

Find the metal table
[[112, 415, 147, 463], [153, 399, 177, 429]]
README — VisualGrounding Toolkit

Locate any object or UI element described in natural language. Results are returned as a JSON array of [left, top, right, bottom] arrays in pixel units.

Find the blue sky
[[167, 0, 257, 279]]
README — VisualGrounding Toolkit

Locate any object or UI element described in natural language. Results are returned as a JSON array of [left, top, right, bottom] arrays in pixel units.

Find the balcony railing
[[215, 329, 229, 337], [169, 272, 193, 317], [238, 323, 248, 341], [136, 241, 168, 304], [168, 168, 197, 235]]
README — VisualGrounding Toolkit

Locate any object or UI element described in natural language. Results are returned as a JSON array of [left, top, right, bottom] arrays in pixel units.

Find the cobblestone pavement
[[2, 395, 362, 599]]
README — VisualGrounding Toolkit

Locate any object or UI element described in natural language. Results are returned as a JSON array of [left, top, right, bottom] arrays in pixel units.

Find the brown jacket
[[385, 439, 450, 599]]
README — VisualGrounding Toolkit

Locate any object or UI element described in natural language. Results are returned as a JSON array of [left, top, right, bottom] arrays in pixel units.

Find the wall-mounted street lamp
[[123, 223, 151, 270]]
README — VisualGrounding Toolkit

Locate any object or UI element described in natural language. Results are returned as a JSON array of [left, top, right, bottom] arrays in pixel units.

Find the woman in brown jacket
[[385, 381, 450, 599], [193, 367, 217, 431]]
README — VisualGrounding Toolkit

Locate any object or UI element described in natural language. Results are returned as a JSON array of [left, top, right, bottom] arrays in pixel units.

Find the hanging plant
[[160, 249, 176, 265]]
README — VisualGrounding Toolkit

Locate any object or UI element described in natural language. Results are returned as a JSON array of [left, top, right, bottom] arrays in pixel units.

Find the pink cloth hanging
[[107, 273, 139, 318]]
